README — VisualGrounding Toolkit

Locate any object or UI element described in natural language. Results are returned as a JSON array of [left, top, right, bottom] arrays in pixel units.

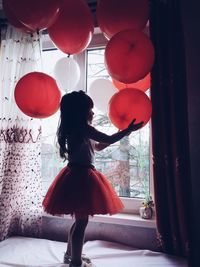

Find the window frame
[[41, 28, 154, 215]]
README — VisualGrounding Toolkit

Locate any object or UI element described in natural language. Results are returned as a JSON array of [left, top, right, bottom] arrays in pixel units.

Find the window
[[41, 48, 66, 196], [41, 31, 153, 213]]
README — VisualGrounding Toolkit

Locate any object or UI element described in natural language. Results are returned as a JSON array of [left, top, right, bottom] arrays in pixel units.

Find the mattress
[[0, 236, 187, 267]]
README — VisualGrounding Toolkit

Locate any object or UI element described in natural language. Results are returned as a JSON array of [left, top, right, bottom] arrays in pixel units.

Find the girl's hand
[[127, 119, 144, 132]]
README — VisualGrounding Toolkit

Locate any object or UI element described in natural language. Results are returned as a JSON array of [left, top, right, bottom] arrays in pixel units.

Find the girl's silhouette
[[43, 90, 143, 267]]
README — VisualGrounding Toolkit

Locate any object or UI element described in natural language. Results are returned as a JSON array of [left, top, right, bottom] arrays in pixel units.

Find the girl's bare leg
[[71, 215, 88, 266], [66, 221, 76, 258]]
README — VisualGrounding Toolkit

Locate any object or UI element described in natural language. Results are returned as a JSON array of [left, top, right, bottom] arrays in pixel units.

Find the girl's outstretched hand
[[127, 119, 144, 133]]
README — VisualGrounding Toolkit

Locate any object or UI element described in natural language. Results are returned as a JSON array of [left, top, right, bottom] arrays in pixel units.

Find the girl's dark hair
[[57, 90, 94, 160]]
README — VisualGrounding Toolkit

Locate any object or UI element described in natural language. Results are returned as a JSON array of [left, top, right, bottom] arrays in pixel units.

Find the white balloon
[[53, 57, 80, 92], [88, 79, 118, 113]]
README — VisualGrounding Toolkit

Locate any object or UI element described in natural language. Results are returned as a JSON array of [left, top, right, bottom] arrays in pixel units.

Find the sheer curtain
[[0, 26, 43, 240]]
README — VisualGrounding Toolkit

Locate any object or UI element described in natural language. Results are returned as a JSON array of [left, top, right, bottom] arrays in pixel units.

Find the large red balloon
[[96, 0, 149, 39], [112, 73, 151, 92], [48, 0, 94, 55], [14, 72, 61, 118], [105, 29, 155, 84], [2, 0, 32, 33], [4, 0, 60, 31], [108, 88, 152, 130]]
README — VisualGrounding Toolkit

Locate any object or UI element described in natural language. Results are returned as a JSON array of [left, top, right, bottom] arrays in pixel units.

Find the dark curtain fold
[[149, 0, 192, 259]]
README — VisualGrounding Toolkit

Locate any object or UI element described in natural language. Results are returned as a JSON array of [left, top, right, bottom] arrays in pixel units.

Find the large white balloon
[[88, 78, 118, 113], [53, 57, 80, 92]]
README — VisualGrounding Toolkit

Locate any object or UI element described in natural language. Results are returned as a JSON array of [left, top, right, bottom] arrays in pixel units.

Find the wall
[[41, 215, 158, 251]]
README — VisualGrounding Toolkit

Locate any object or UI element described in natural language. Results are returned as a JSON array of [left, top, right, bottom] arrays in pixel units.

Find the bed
[[0, 236, 187, 267]]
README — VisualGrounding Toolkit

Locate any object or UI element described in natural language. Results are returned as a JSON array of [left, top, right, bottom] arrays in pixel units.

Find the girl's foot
[[63, 252, 71, 264], [64, 252, 91, 264], [69, 261, 94, 267], [82, 254, 92, 264]]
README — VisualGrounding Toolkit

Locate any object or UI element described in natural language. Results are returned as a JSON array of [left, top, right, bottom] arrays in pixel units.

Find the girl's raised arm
[[86, 119, 143, 145]]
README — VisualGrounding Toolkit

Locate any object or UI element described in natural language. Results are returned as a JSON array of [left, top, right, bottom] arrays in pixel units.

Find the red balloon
[[112, 72, 151, 92], [105, 29, 155, 84], [108, 88, 152, 130], [4, 0, 60, 31], [2, 0, 33, 33], [14, 72, 61, 118], [48, 0, 94, 55], [96, 0, 149, 39]]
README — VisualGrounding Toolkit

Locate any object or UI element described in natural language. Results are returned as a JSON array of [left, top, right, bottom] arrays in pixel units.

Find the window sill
[[90, 213, 156, 228], [53, 213, 156, 229]]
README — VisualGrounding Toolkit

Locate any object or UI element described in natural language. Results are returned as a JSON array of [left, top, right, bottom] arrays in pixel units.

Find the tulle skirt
[[42, 164, 124, 217]]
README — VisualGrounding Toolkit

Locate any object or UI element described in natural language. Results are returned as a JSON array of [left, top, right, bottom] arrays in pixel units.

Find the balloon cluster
[[3, 0, 94, 55], [6, 0, 94, 118], [5, 0, 154, 126], [93, 0, 154, 130]]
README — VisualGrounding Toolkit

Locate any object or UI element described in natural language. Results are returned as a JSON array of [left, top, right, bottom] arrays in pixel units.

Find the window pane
[[41, 49, 66, 196], [87, 48, 150, 199], [41, 47, 151, 200]]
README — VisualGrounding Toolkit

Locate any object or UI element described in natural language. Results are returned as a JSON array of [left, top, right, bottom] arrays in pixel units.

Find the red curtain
[[149, 0, 193, 260]]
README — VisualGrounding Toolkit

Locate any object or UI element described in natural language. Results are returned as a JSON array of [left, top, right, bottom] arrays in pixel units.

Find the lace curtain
[[0, 26, 43, 240]]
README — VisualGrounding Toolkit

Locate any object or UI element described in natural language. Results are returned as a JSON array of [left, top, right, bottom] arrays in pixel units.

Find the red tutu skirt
[[42, 164, 124, 217]]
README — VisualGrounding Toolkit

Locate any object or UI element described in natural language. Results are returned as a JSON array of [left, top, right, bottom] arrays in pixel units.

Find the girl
[[42, 91, 143, 267]]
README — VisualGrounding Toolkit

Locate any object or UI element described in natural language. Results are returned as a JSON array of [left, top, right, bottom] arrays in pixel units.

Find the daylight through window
[[41, 39, 151, 202]]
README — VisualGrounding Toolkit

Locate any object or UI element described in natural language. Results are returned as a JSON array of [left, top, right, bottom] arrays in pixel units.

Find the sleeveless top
[[68, 139, 95, 166]]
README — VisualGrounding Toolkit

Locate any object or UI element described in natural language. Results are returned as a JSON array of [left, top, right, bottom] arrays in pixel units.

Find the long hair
[[57, 90, 94, 160]]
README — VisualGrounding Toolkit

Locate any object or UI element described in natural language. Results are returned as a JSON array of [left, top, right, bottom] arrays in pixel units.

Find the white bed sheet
[[0, 236, 187, 267]]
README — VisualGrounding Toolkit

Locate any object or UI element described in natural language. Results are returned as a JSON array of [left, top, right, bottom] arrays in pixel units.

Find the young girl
[[42, 90, 143, 267]]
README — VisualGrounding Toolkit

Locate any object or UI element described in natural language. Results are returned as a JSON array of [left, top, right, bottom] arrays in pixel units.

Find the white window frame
[[41, 28, 154, 216]]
